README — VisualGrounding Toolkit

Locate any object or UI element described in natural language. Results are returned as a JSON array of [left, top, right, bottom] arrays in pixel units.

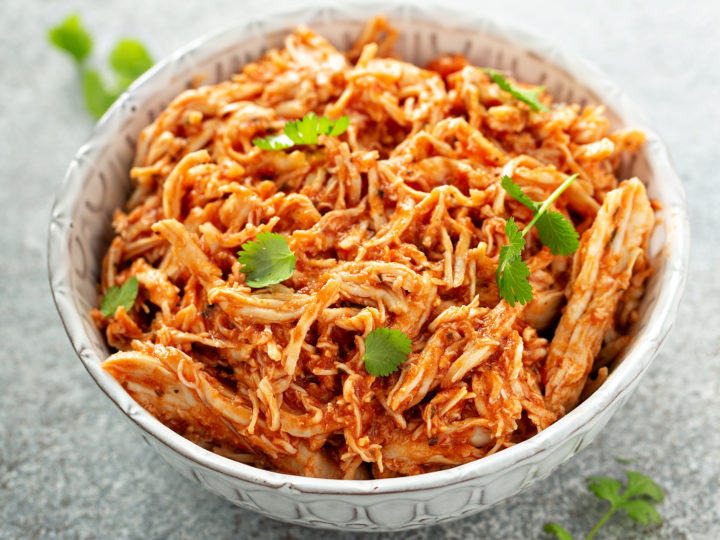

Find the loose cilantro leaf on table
[[82, 69, 120, 119], [100, 276, 139, 317], [542, 523, 574, 540], [485, 69, 549, 111], [544, 469, 664, 540], [237, 232, 296, 288], [109, 38, 154, 85], [253, 112, 350, 150], [48, 14, 153, 119], [621, 471, 664, 504], [496, 174, 579, 305], [48, 14, 92, 63], [362, 328, 412, 377]]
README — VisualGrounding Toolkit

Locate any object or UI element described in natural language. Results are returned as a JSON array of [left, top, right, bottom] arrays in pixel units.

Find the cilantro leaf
[[587, 476, 623, 505], [237, 232, 296, 288], [48, 14, 92, 63], [109, 38, 154, 84], [253, 112, 350, 150], [496, 218, 533, 306], [101, 276, 139, 317], [623, 471, 664, 503], [542, 523, 574, 540], [252, 133, 295, 150], [82, 69, 119, 119], [283, 113, 319, 145], [328, 115, 350, 136], [622, 499, 662, 525], [362, 327, 412, 376], [500, 175, 539, 213], [318, 115, 331, 137], [497, 217, 525, 262], [536, 211, 580, 256], [486, 70, 549, 111], [497, 254, 533, 307]]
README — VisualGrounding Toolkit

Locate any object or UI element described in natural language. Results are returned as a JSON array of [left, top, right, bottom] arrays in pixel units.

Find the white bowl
[[48, 2, 689, 531]]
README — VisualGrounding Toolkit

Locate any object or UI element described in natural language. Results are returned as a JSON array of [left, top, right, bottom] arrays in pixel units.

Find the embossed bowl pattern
[[48, 2, 689, 531]]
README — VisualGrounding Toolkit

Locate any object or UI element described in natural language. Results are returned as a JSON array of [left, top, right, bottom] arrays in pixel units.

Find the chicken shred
[[544, 178, 654, 415]]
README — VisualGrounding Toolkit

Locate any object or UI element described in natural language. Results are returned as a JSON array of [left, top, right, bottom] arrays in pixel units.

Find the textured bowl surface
[[48, 2, 689, 531]]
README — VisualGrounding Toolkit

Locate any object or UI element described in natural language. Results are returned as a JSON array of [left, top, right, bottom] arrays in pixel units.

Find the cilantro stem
[[585, 487, 635, 540], [521, 173, 578, 238], [585, 505, 617, 540]]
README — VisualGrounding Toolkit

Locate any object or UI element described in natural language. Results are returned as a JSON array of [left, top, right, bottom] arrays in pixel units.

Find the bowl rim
[[48, 1, 690, 497]]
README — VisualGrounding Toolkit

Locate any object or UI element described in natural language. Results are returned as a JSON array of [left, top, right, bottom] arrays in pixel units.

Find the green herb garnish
[[48, 13, 153, 119], [485, 69, 549, 112], [496, 217, 533, 306], [48, 14, 92, 63], [237, 232, 296, 288], [253, 112, 350, 150], [100, 276, 139, 317], [544, 470, 664, 540], [543, 523, 574, 540], [109, 38, 154, 87], [81, 70, 119, 119], [497, 174, 579, 305], [362, 327, 412, 377]]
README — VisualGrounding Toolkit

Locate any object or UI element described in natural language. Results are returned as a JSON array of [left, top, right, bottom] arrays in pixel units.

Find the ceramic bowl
[[48, 2, 689, 531]]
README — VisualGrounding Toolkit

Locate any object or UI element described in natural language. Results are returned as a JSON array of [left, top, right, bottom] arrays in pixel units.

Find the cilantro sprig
[[362, 327, 412, 377], [544, 470, 664, 540], [253, 112, 350, 150], [237, 232, 296, 288], [497, 174, 579, 305], [485, 69, 549, 112], [100, 276, 139, 317], [48, 14, 153, 119]]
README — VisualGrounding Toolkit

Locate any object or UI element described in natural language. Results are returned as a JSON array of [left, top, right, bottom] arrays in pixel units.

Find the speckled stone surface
[[1, 1, 718, 538]]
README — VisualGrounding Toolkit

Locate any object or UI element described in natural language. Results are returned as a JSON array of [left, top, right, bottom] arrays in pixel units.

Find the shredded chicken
[[544, 178, 654, 415], [94, 17, 655, 478]]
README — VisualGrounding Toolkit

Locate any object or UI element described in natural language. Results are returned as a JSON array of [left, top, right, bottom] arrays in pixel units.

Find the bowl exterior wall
[[121, 389, 626, 530]]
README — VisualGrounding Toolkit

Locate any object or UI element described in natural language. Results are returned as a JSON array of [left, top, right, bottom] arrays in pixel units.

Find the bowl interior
[[49, 2, 688, 497]]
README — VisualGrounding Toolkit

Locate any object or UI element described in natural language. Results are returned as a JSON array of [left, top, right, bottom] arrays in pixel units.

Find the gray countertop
[[1, 1, 718, 538]]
